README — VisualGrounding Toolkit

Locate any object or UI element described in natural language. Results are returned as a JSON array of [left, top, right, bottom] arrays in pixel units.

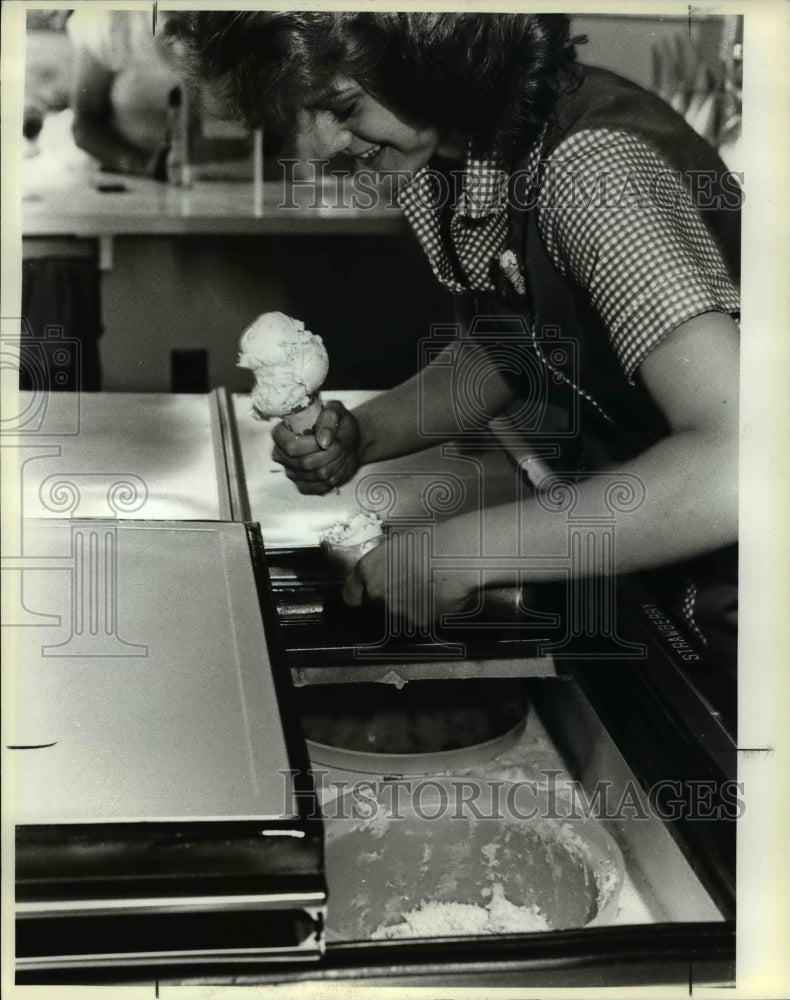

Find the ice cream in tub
[[323, 777, 625, 941]]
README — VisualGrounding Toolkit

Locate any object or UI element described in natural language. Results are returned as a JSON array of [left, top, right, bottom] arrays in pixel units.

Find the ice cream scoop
[[238, 311, 329, 433]]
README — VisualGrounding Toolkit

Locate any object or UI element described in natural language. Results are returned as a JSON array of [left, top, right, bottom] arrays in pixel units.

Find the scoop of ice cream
[[238, 312, 311, 367], [251, 372, 319, 417], [320, 512, 384, 547], [238, 311, 329, 417], [319, 512, 385, 573]]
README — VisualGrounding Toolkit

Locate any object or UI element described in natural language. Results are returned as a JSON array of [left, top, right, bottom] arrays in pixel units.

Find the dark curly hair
[[168, 12, 583, 158]]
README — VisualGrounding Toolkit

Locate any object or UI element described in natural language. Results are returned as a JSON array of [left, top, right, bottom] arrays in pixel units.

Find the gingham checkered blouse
[[397, 128, 740, 383]]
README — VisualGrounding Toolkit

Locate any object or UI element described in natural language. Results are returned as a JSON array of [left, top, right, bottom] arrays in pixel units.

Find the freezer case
[[12, 392, 737, 986], [12, 515, 736, 987], [126, 673, 734, 989], [12, 519, 325, 975], [225, 391, 737, 987], [216, 540, 737, 988]]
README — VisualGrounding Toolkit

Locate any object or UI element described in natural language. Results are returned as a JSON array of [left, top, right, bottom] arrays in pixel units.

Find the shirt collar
[[457, 142, 508, 218], [396, 131, 545, 218], [396, 165, 440, 216], [394, 144, 508, 218]]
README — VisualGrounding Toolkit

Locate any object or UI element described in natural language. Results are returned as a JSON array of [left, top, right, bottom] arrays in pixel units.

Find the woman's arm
[[272, 338, 518, 492], [345, 312, 739, 622], [355, 338, 518, 463], [70, 46, 161, 176]]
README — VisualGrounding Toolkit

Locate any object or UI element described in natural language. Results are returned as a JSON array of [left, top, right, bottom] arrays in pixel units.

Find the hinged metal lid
[[12, 519, 325, 973], [17, 389, 246, 521]]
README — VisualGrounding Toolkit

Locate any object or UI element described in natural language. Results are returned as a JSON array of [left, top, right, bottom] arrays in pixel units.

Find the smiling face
[[296, 75, 442, 181]]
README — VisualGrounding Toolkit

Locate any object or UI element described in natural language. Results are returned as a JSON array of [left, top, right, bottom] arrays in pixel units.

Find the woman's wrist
[[353, 392, 426, 466], [429, 514, 492, 611], [354, 408, 378, 466]]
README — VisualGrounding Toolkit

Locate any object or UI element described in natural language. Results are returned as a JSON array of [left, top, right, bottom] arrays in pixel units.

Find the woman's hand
[[271, 400, 361, 494], [342, 524, 479, 628]]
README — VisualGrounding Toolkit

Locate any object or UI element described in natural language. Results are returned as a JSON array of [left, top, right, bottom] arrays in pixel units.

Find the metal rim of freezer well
[[306, 712, 528, 776]]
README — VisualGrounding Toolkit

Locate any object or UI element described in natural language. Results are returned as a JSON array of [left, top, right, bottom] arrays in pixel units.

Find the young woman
[[172, 12, 739, 660]]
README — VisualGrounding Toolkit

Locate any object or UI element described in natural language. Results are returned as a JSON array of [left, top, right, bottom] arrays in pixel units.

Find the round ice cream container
[[323, 778, 625, 941], [302, 679, 529, 775]]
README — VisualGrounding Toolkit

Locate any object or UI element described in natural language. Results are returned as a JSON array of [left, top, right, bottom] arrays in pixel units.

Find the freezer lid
[[12, 519, 325, 969], [10, 519, 307, 825], [16, 390, 235, 520]]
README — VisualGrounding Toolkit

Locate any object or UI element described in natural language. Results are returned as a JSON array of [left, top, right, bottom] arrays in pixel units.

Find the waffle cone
[[283, 396, 323, 435]]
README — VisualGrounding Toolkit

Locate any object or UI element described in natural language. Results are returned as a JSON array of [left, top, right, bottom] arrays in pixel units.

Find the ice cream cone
[[319, 512, 386, 573], [283, 395, 323, 435], [320, 533, 384, 574]]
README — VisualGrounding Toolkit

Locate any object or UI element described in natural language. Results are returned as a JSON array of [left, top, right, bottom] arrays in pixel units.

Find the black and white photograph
[[1, 1, 787, 995]]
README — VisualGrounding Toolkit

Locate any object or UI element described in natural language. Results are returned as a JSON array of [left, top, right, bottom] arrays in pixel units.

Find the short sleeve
[[536, 129, 740, 380]]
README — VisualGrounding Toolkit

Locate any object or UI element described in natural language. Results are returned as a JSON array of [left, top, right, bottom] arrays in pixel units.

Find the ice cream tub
[[323, 778, 625, 941], [302, 679, 530, 776]]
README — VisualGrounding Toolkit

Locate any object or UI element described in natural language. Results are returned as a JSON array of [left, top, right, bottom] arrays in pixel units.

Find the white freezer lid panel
[[10, 520, 296, 824], [17, 392, 224, 520]]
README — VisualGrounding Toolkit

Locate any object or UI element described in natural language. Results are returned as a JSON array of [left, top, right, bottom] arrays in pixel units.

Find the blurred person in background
[[68, 6, 184, 177], [68, 7, 249, 178]]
